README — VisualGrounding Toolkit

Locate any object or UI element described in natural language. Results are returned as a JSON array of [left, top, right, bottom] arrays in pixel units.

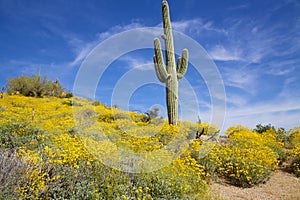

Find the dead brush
[[0, 149, 28, 198]]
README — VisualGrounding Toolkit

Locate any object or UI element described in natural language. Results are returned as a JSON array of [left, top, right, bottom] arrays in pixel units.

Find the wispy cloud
[[229, 98, 300, 117], [171, 19, 227, 35], [225, 96, 300, 129], [221, 65, 260, 94], [68, 38, 98, 67], [208, 45, 243, 61], [207, 12, 300, 65], [277, 76, 299, 99], [225, 93, 248, 107], [68, 21, 146, 67], [227, 3, 250, 11], [120, 56, 153, 71], [264, 59, 298, 76], [68, 18, 228, 68]]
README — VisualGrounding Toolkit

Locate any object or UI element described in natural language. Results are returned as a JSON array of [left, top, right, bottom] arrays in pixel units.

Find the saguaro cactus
[[153, 0, 188, 125]]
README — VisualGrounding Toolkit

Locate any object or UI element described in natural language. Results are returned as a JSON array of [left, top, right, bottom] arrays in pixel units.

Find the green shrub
[[0, 123, 45, 149], [7, 72, 68, 98]]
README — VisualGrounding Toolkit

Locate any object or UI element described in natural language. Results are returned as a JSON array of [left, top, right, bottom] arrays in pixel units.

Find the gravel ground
[[211, 171, 300, 200]]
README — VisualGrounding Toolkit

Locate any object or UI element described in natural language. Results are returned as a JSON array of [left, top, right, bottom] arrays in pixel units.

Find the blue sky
[[0, 0, 299, 131]]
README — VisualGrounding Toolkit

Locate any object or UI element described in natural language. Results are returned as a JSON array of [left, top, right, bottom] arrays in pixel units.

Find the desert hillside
[[0, 94, 299, 199]]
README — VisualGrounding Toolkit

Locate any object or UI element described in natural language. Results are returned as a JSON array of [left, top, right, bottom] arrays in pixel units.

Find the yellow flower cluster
[[228, 127, 285, 160], [201, 126, 280, 187], [288, 127, 300, 147], [289, 144, 300, 177], [17, 149, 59, 199], [0, 94, 74, 132], [3, 92, 300, 199], [288, 127, 300, 176], [1, 94, 213, 199], [45, 133, 95, 168]]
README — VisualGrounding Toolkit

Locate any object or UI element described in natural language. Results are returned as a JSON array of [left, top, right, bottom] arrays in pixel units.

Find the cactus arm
[[154, 56, 168, 83], [154, 38, 170, 83], [161, 34, 167, 40], [177, 49, 189, 80]]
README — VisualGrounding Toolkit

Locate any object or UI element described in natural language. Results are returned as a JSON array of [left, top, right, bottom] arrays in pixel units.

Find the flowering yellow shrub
[[1, 94, 214, 199], [45, 133, 95, 168], [0, 94, 74, 132], [289, 144, 300, 177], [288, 127, 300, 147], [17, 149, 60, 199], [128, 155, 210, 199], [6, 94, 289, 197], [213, 143, 277, 187], [80, 136, 120, 164], [287, 127, 300, 176], [200, 126, 280, 187], [228, 128, 285, 161]]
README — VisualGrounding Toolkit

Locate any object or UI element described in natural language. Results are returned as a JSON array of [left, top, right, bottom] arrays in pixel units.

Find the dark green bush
[[7, 72, 69, 98]]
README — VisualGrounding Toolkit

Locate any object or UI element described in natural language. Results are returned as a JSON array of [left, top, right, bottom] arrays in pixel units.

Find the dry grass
[[211, 170, 300, 200], [0, 149, 27, 199]]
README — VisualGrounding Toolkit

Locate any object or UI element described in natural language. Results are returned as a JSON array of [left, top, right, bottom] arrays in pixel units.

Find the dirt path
[[211, 171, 300, 200]]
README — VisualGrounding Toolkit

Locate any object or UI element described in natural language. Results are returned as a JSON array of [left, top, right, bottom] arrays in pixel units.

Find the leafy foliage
[[254, 123, 275, 133], [0, 123, 44, 149], [6, 71, 71, 98], [255, 123, 287, 144]]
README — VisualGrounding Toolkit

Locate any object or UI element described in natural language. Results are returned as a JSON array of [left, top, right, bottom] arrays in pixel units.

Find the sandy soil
[[211, 171, 300, 200]]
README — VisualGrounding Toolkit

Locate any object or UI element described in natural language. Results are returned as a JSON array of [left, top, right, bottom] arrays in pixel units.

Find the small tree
[[7, 69, 68, 98], [1, 86, 6, 99], [147, 106, 160, 120], [254, 123, 275, 133], [255, 123, 286, 143]]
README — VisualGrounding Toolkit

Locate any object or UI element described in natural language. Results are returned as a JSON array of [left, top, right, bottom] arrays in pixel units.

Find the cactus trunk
[[153, 0, 188, 125]]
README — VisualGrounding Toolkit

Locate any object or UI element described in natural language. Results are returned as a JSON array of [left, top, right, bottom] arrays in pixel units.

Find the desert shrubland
[[0, 93, 299, 199]]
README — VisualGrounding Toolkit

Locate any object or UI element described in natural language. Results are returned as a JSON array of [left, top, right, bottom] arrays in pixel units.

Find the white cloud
[[120, 56, 153, 71], [205, 13, 299, 65], [229, 99, 300, 117], [221, 65, 259, 94], [54, 18, 299, 134], [170, 18, 227, 35], [227, 3, 250, 11], [208, 45, 243, 61], [67, 22, 145, 67], [67, 18, 227, 69], [69, 40, 98, 67], [265, 59, 298, 76], [226, 93, 248, 107], [224, 97, 300, 131], [97, 22, 144, 41]]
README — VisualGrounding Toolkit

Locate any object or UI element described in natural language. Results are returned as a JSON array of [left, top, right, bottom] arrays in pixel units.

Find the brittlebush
[[288, 127, 300, 177], [289, 144, 300, 177], [200, 126, 280, 187], [0, 94, 213, 199]]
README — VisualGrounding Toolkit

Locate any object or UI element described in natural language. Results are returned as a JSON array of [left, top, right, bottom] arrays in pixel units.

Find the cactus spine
[[153, 0, 188, 125]]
